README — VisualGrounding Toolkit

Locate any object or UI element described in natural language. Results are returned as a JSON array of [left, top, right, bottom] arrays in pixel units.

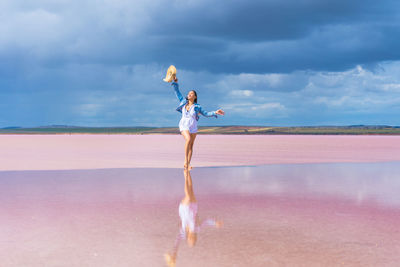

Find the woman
[[169, 76, 225, 169]]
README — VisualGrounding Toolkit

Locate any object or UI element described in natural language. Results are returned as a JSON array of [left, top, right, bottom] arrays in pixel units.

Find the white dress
[[179, 202, 198, 234], [177, 202, 217, 238], [179, 104, 198, 133]]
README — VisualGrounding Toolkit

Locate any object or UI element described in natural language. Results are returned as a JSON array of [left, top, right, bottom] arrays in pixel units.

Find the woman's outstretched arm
[[198, 105, 217, 118], [198, 105, 224, 118], [171, 79, 184, 102]]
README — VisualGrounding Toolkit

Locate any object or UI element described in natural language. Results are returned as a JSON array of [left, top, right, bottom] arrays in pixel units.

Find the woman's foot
[[188, 165, 193, 170], [164, 253, 176, 267]]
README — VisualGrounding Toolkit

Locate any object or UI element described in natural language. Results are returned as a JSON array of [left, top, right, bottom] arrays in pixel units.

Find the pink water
[[0, 135, 399, 170], [1, 163, 400, 266]]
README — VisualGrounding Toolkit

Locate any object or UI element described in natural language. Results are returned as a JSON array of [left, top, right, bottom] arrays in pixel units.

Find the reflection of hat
[[163, 65, 177, 82]]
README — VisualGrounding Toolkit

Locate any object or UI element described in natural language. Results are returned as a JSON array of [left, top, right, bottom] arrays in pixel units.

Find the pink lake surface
[[1, 163, 400, 266], [0, 134, 399, 170]]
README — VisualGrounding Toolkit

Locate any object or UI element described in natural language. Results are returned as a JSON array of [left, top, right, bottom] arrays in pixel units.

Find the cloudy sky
[[1, 0, 399, 127]]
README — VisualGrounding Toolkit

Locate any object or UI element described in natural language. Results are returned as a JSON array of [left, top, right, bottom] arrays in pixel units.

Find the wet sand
[[1, 162, 400, 266], [0, 134, 399, 171]]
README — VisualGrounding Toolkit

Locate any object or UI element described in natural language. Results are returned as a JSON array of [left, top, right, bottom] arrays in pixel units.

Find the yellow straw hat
[[163, 65, 177, 82]]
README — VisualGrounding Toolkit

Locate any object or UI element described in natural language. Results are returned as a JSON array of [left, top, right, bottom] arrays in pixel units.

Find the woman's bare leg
[[187, 133, 197, 170], [182, 170, 196, 204], [181, 130, 191, 169]]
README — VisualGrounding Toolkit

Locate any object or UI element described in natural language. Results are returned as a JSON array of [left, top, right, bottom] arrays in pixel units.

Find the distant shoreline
[[1, 126, 400, 135]]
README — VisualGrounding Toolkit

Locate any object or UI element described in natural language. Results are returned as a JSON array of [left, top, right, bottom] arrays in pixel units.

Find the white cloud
[[230, 90, 254, 97], [212, 72, 309, 93], [300, 63, 400, 110], [382, 83, 400, 92], [253, 102, 286, 111], [222, 102, 287, 119]]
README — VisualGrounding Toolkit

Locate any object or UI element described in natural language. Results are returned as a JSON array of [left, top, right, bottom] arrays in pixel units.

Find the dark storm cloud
[[3, 0, 399, 74], [149, 0, 379, 41], [144, 0, 400, 73]]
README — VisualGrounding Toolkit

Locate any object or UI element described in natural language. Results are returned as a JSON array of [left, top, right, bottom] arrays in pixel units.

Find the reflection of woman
[[166, 70, 225, 169], [164, 170, 223, 267]]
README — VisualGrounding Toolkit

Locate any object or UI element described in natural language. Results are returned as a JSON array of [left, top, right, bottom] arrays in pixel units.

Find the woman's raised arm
[[171, 78, 184, 103]]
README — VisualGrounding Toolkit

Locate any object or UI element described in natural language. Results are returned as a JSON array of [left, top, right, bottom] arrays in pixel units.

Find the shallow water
[[1, 162, 400, 266]]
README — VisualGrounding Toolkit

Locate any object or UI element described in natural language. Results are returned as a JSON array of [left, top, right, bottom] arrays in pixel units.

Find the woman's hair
[[186, 90, 198, 103]]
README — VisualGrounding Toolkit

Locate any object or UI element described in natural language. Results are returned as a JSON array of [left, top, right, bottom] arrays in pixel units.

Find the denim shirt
[[171, 82, 217, 121]]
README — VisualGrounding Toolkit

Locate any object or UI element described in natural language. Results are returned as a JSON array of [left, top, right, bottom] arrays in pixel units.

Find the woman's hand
[[216, 109, 225, 116]]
